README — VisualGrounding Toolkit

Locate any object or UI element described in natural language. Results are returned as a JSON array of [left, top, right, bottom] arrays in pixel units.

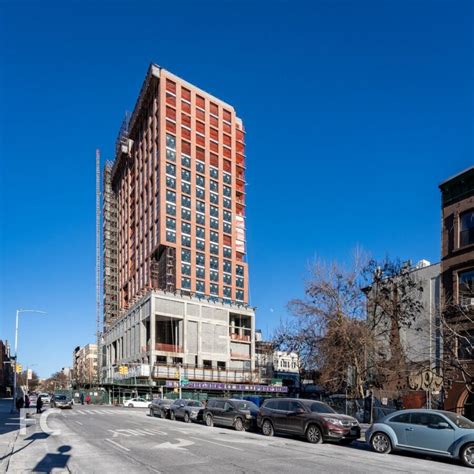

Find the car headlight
[[245, 414, 252, 419], [325, 417, 344, 426]]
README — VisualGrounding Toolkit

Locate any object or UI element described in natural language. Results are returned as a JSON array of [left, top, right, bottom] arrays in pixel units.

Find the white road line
[[105, 438, 131, 452], [190, 437, 243, 451], [74, 421, 83, 425], [77, 410, 88, 415]]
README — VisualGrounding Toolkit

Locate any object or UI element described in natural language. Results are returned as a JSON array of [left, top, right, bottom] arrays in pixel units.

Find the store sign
[[165, 381, 288, 393]]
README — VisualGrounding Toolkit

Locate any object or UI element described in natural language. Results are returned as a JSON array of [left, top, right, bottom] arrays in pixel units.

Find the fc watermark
[[19, 408, 62, 436]]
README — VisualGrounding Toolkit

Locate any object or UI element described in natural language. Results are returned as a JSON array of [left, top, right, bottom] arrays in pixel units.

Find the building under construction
[[101, 64, 282, 397]]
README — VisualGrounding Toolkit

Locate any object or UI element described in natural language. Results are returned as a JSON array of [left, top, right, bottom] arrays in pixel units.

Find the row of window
[[181, 278, 244, 300], [166, 189, 232, 211], [166, 204, 231, 223]]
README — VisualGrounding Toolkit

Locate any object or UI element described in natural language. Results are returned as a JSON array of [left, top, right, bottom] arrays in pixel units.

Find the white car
[[123, 397, 150, 408], [38, 393, 51, 404]]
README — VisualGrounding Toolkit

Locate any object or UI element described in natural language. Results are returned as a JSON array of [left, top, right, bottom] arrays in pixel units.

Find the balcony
[[152, 364, 258, 383], [141, 343, 183, 353], [230, 333, 251, 342]]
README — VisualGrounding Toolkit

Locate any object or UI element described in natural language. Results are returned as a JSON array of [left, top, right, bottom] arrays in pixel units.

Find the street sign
[[271, 378, 283, 386], [181, 378, 189, 385]]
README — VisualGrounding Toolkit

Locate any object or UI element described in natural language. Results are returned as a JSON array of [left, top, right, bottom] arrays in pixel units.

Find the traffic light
[[16, 364, 22, 374]]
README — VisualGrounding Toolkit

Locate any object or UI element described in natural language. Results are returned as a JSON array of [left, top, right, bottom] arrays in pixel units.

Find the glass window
[[223, 198, 231, 209], [310, 402, 335, 414], [166, 134, 176, 150], [196, 226, 205, 239], [196, 238, 205, 251], [196, 280, 205, 293], [410, 412, 445, 426], [236, 277, 244, 288], [182, 196, 191, 208], [223, 222, 232, 234], [166, 176, 176, 189], [196, 175, 205, 188], [459, 269, 474, 305], [166, 230, 176, 243], [181, 208, 191, 221], [210, 218, 219, 230], [210, 231, 219, 243], [223, 247, 232, 258], [443, 412, 474, 429], [166, 190, 176, 203], [461, 210, 474, 247], [196, 267, 205, 279], [223, 260, 232, 273], [236, 290, 244, 301], [166, 163, 176, 176], [210, 180, 219, 192], [181, 264, 191, 276], [196, 252, 205, 266], [223, 274, 232, 285], [181, 235, 191, 247], [181, 182, 191, 195], [236, 265, 244, 276], [223, 173, 231, 184], [196, 161, 205, 174], [390, 413, 411, 424], [210, 167, 219, 179], [224, 287, 231, 298], [210, 284, 219, 295], [196, 187, 205, 200], [210, 193, 219, 205], [181, 249, 191, 263], [210, 257, 219, 270], [458, 329, 474, 360], [223, 211, 232, 222], [210, 271, 219, 282], [277, 400, 291, 411], [181, 155, 191, 168], [181, 277, 191, 289], [166, 217, 176, 230], [196, 213, 205, 225], [210, 206, 219, 218], [166, 149, 176, 162], [166, 203, 176, 216], [210, 243, 219, 255], [182, 169, 191, 182], [181, 222, 191, 234], [196, 200, 205, 213], [223, 186, 231, 197]]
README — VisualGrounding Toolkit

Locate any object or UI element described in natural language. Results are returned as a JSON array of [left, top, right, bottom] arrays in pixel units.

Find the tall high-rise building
[[103, 64, 248, 325]]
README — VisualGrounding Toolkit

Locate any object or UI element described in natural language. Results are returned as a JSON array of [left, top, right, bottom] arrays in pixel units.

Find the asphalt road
[[3, 405, 471, 473]]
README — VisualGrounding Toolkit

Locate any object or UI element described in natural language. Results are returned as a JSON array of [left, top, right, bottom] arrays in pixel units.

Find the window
[[210, 257, 219, 270], [210, 193, 219, 205], [181, 264, 191, 276], [166, 230, 176, 243], [210, 231, 219, 243], [223, 274, 231, 285], [410, 412, 445, 427], [196, 200, 205, 213], [166, 163, 176, 176], [182, 196, 191, 208], [210, 218, 219, 230], [166, 134, 176, 149], [224, 287, 231, 298], [223, 211, 232, 222], [210, 271, 219, 282], [203, 359, 212, 369], [196, 239, 205, 251], [210, 180, 219, 192], [210, 206, 219, 218], [210, 243, 219, 255], [181, 249, 191, 263], [181, 235, 191, 247], [196, 161, 205, 174], [217, 361, 226, 370], [236, 265, 244, 276], [223, 186, 231, 197], [458, 329, 474, 360], [166, 217, 176, 230], [166, 176, 176, 189], [181, 208, 191, 221], [210, 284, 219, 295], [461, 211, 474, 247], [210, 167, 219, 179], [181, 182, 191, 195], [223, 198, 231, 209], [181, 277, 191, 289], [196, 267, 205, 279], [196, 252, 205, 266], [236, 290, 244, 301], [196, 175, 205, 188], [166, 203, 176, 216], [459, 269, 474, 305], [223, 260, 232, 273], [236, 277, 244, 288], [196, 187, 205, 200], [310, 402, 336, 414], [182, 169, 191, 182], [166, 190, 176, 203], [196, 213, 205, 225], [223, 223, 232, 234], [182, 155, 191, 168], [181, 222, 191, 234], [223, 173, 232, 184], [166, 149, 176, 162], [223, 247, 232, 258], [196, 226, 205, 239], [390, 413, 411, 424], [196, 280, 205, 293]]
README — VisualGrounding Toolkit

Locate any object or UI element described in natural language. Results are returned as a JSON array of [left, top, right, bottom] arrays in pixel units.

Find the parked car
[[204, 398, 258, 431], [123, 397, 150, 408], [170, 399, 204, 423], [149, 398, 173, 418], [366, 409, 474, 468], [51, 394, 73, 409], [257, 398, 360, 444], [38, 393, 51, 404]]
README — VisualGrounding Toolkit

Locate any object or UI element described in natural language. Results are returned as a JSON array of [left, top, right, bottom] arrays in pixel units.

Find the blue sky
[[0, 0, 472, 377]]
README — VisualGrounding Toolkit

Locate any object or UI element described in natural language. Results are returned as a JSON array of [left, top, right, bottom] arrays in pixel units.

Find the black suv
[[257, 398, 360, 444], [170, 399, 204, 423], [149, 398, 173, 418], [203, 398, 258, 431]]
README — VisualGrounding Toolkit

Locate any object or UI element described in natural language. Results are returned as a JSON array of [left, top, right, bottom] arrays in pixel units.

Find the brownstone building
[[439, 166, 474, 416], [0, 340, 13, 397]]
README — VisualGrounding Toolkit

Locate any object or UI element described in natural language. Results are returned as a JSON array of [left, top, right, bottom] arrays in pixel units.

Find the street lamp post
[[12, 309, 46, 413]]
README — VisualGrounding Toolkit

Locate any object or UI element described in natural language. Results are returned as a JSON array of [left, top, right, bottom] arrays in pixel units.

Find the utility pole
[[96, 149, 102, 386]]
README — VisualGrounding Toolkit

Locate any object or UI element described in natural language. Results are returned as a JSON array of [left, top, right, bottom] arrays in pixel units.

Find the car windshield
[[187, 401, 201, 407], [233, 401, 258, 411], [56, 395, 67, 401], [310, 402, 336, 414], [442, 412, 474, 429]]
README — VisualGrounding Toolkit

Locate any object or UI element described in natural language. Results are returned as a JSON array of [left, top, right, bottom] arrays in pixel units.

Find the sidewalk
[[0, 398, 20, 472]]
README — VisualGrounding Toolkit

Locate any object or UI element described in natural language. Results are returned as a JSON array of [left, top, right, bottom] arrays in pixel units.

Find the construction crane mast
[[95, 148, 102, 385]]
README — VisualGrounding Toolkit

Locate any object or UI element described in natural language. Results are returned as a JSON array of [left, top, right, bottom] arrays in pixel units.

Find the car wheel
[[128, 403, 134, 408], [184, 412, 190, 423], [160, 409, 167, 419], [371, 432, 392, 454], [234, 417, 245, 431], [170, 411, 176, 420], [206, 414, 214, 427], [305, 424, 323, 444], [149, 408, 154, 417], [461, 443, 474, 468], [262, 419, 274, 437]]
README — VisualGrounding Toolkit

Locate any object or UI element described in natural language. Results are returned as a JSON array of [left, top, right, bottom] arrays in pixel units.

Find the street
[[0, 401, 470, 473]]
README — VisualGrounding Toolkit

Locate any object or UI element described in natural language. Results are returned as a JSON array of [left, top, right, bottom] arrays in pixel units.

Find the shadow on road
[[33, 445, 71, 473]]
